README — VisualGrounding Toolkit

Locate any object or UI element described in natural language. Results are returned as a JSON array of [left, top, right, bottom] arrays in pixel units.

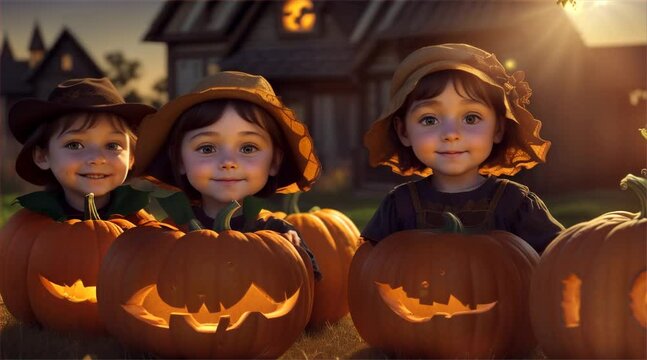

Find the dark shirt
[[191, 205, 323, 280], [361, 176, 564, 254]]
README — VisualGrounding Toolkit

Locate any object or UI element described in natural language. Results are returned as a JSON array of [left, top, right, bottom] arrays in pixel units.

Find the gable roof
[[26, 27, 103, 81], [29, 22, 45, 51], [1, 36, 32, 95]]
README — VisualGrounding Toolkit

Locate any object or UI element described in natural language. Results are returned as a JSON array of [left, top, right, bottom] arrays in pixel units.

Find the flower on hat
[[473, 53, 532, 106]]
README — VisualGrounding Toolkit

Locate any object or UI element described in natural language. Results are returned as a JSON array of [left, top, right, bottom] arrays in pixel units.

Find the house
[[0, 24, 103, 192], [144, 0, 646, 194]]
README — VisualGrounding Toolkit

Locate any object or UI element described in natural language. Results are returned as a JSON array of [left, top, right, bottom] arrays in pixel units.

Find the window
[[281, 0, 317, 33], [61, 53, 73, 72], [206, 57, 220, 76]]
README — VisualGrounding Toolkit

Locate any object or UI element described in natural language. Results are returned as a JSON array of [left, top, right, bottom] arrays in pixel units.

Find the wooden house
[[144, 0, 646, 194]]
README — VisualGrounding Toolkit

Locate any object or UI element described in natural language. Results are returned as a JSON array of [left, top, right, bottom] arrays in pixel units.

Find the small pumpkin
[[530, 173, 647, 359], [262, 192, 361, 327], [348, 213, 539, 358], [99, 197, 314, 358]]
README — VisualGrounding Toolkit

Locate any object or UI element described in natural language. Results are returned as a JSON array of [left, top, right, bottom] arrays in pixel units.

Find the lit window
[[61, 54, 73, 72], [282, 0, 316, 33], [207, 58, 220, 75]]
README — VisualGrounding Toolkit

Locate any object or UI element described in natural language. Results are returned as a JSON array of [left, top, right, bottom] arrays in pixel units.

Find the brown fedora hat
[[364, 43, 551, 177], [134, 71, 321, 194], [9, 77, 156, 185]]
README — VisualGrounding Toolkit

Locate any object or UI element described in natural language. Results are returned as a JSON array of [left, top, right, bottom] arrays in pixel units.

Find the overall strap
[[407, 182, 426, 229], [484, 179, 509, 228]]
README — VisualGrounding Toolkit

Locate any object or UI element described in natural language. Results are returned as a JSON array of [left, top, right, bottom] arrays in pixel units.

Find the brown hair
[[392, 70, 525, 175], [165, 99, 287, 200], [24, 111, 137, 189]]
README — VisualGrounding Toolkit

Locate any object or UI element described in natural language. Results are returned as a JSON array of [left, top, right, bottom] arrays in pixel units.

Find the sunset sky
[[1, 0, 645, 99]]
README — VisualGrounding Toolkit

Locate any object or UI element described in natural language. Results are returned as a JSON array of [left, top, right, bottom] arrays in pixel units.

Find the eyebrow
[[57, 129, 126, 138], [189, 130, 265, 141], [409, 98, 486, 113]]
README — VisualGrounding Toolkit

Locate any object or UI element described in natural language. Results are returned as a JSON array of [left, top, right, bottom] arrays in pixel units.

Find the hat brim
[[9, 99, 156, 144], [134, 87, 320, 194]]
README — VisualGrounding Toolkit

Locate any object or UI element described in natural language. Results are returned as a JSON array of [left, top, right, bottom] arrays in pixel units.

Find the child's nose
[[86, 149, 107, 164], [441, 120, 460, 142], [220, 159, 238, 170]]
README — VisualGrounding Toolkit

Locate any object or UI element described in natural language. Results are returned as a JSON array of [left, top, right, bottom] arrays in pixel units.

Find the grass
[[0, 185, 640, 358]]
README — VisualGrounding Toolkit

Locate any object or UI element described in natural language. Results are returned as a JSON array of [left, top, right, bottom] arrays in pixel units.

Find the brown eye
[[64, 142, 83, 150]]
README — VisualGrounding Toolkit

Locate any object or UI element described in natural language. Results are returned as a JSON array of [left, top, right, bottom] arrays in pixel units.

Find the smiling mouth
[[437, 151, 466, 156], [79, 174, 110, 179], [213, 179, 244, 183]]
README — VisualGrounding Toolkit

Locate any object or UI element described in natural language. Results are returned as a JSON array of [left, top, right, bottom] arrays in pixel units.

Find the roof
[[26, 27, 103, 81], [1, 36, 32, 95], [29, 23, 45, 51], [219, 44, 354, 80]]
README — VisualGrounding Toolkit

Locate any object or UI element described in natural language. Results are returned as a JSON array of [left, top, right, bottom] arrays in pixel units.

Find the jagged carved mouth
[[375, 282, 497, 322], [39, 275, 97, 303], [122, 283, 300, 333]]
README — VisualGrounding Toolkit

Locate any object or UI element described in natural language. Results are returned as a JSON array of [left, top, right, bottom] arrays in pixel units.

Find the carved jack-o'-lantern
[[530, 173, 647, 359], [348, 214, 539, 359], [25, 194, 131, 333], [98, 202, 314, 359], [282, 0, 316, 33]]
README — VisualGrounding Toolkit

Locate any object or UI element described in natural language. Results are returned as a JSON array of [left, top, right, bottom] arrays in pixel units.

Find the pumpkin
[[0, 193, 132, 332], [0, 209, 55, 323], [262, 192, 361, 327], [25, 193, 133, 333], [348, 213, 539, 358], [530, 173, 647, 359], [98, 200, 314, 358]]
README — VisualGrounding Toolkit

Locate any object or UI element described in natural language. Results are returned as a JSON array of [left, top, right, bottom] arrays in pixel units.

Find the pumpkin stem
[[284, 192, 302, 214], [620, 172, 647, 219], [213, 201, 241, 232], [440, 212, 465, 233], [242, 196, 264, 232], [84, 193, 102, 221]]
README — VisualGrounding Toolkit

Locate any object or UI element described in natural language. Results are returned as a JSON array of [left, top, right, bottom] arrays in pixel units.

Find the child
[[133, 71, 322, 278], [362, 43, 564, 253], [8, 77, 157, 223]]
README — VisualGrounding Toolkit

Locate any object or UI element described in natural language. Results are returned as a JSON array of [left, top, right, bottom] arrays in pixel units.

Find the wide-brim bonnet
[[363, 43, 551, 177], [133, 71, 321, 194]]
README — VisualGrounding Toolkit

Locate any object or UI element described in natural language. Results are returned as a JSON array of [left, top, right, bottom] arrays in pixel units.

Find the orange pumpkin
[[25, 193, 133, 333], [98, 201, 314, 358], [348, 213, 539, 358], [0, 209, 55, 323], [263, 193, 361, 327], [530, 173, 647, 359], [0, 193, 132, 332]]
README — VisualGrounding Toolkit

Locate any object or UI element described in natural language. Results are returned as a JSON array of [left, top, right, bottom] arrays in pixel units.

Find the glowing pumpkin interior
[[39, 275, 97, 303], [282, 0, 316, 32], [561, 271, 646, 328], [122, 283, 300, 333], [375, 281, 497, 322]]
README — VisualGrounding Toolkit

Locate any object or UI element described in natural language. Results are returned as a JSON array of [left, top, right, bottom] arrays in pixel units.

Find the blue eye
[[197, 145, 216, 154], [64, 142, 83, 150], [420, 116, 439, 126], [464, 114, 482, 125], [241, 144, 259, 154]]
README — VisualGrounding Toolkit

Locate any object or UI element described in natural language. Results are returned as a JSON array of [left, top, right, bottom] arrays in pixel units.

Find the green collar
[[15, 185, 150, 221]]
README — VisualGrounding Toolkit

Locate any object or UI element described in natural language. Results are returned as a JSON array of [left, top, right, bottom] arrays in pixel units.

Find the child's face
[[180, 105, 280, 212], [34, 114, 134, 209], [397, 81, 503, 181]]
